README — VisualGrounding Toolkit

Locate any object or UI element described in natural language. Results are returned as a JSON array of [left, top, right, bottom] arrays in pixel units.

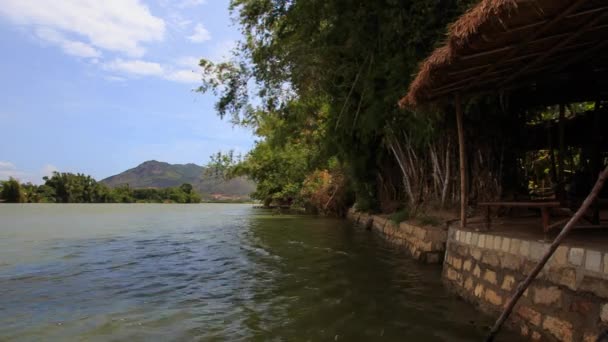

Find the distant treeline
[[0, 172, 201, 204]]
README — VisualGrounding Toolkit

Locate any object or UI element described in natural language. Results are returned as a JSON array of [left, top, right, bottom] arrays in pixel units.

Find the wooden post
[[455, 93, 467, 227], [558, 104, 565, 199]]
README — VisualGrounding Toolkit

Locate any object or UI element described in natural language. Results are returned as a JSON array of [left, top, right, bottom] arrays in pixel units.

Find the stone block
[[509, 239, 521, 255], [465, 231, 472, 244], [485, 235, 494, 249], [529, 242, 546, 261], [414, 227, 426, 240], [471, 248, 482, 260], [483, 270, 497, 285], [484, 289, 502, 306], [478, 234, 485, 248], [451, 256, 463, 270], [585, 250, 602, 272], [446, 267, 460, 282], [464, 276, 474, 291], [601, 303, 608, 322], [584, 333, 598, 342], [501, 254, 521, 271], [516, 306, 541, 326], [482, 252, 500, 268], [533, 286, 562, 307], [569, 247, 585, 266], [473, 265, 481, 278], [493, 236, 502, 250], [501, 275, 515, 291], [550, 246, 568, 267], [471, 233, 479, 246], [542, 316, 573, 342], [463, 259, 472, 272], [501, 238, 511, 253], [519, 240, 530, 258], [455, 229, 461, 242], [474, 283, 484, 298], [569, 299, 595, 315]]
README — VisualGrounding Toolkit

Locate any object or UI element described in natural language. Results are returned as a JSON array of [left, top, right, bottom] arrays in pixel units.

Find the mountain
[[100, 160, 255, 197]]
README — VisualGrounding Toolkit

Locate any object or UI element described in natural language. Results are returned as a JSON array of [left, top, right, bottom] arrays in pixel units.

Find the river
[[0, 204, 519, 341]]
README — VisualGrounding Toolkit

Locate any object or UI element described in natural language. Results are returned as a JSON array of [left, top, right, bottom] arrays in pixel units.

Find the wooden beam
[[463, 0, 591, 92], [455, 93, 467, 227], [499, 11, 608, 87]]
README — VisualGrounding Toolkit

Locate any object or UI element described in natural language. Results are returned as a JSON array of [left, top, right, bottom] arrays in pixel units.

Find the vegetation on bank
[[200, 0, 476, 216], [0, 172, 202, 204]]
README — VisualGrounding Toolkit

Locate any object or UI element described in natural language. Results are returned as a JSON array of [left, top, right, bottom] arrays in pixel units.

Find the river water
[[0, 204, 518, 341]]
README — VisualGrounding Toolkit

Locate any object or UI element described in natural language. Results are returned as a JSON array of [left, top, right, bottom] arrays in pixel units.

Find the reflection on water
[[0, 204, 519, 341]]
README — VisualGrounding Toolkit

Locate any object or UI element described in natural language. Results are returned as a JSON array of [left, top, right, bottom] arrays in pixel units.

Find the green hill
[[101, 160, 255, 198]]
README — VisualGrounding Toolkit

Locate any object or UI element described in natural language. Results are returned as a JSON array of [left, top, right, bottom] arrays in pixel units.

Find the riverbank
[[347, 208, 608, 341]]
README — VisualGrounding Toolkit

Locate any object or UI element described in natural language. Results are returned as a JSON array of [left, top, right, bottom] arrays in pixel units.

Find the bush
[[389, 208, 410, 224]]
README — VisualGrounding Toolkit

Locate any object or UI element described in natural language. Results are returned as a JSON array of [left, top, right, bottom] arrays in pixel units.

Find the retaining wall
[[444, 227, 608, 341], [346, 209, 447, 263]]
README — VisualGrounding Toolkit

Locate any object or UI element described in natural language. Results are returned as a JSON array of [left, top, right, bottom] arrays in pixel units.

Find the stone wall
[[346, 209, 447, 263], [444, 228, 608, 341]]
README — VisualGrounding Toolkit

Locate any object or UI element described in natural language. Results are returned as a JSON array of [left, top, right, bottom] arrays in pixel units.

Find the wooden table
[[477, 201, 562, 233]]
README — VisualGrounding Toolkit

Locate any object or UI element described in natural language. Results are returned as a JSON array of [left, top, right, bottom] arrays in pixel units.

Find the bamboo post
[[485, 165, 608, 342], [558, 104, 565, 198], [455, 93, 467, 227]]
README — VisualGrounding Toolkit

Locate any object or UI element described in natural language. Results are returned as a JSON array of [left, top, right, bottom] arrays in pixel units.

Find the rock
[[542, 316, 573, 342], [533, 286, 562, 307], [484, 289, 502, 306], [473, 265, 481, 278], [501, 238, 511, 252], [569, 248, 585, 266], [585, 250, 602, 272], [501, 254, 521, 271], [446, 267, 460, 283], [463, 259, 472, 272], [481, 252, 500, 268], [509, 238, 521, 255], [569, 299, 595, 315], [483, 270, 497, 285], [464, 276, 474, 291], [474, 284, 484, 298], [451, 256, 463, 270], [516, 306, 541, 326], [501, 275, 515, 291], [550, 246, 569, 267], [531, 331, 542, 340], [601, 303, 608, 322]]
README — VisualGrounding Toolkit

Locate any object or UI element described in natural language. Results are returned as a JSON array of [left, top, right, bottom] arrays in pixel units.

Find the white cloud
[[0, 0, 165, 57], [0, 162, 58, 184], [188, 23, 211, 43], [178, 0, 207, 8], [40, 164, 58, 179], [175, 56, 201, 68], [36, 27, 100, 58], [104, 59, 165, 76], [165, 69, 200, 84]]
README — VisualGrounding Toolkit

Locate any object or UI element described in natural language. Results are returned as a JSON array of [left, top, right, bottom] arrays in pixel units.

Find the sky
[[0, 0, 255, 184]]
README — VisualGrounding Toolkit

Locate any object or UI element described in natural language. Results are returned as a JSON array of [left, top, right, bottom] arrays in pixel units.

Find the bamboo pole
[[485, 165, 608, 342], [455, 93, 467, 227]]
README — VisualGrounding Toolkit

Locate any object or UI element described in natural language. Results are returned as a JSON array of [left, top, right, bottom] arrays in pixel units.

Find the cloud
[[0, 162, 58, 184], [103, 58, 202, 84], [104, 59, 165, 76], [178, 0, 207, 8], [188, 23, 211, 43], [36, 27, 100, 58], [175, 56, 201, 68], [0, 0, 165, 57]]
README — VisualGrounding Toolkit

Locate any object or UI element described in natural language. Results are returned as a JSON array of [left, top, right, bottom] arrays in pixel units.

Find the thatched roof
[[401, 0, 608, 107]]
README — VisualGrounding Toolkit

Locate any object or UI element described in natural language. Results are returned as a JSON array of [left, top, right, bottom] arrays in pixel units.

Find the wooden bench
[[477, 201, 562, 233]]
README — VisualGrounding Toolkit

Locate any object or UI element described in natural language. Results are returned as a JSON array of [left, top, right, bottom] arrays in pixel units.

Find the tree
[[1, 177, 24, 203]]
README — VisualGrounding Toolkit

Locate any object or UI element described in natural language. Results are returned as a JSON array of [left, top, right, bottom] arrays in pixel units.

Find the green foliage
[[197, 0, 474, 213], [0, 177, 25, 203], [0, 172, 203, 204], [389, 209, 410, 224]]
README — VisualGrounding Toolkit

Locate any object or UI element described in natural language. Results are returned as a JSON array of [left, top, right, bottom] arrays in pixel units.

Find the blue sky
[[0, 0, 255, 183]]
